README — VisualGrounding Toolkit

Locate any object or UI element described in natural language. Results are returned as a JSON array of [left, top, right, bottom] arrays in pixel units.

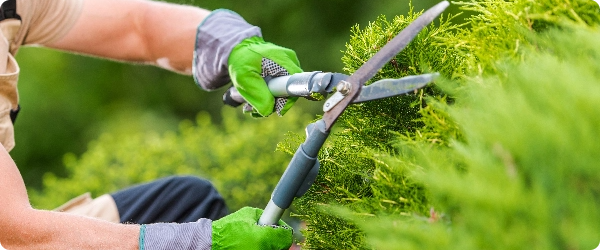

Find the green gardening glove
[[139, 207, 292, 250], [193, 10, 302, 117], [212, 207, 293, 250], [229, 37, 302, 117]]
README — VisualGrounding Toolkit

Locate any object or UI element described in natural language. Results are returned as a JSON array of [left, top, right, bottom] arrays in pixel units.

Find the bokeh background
[[12, 0, 450, 190]]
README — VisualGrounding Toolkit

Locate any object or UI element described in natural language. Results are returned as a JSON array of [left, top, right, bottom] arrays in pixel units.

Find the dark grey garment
[[111, 176, 228, 224], [193, 9, 262, 91], [142, 219, 212, 250]]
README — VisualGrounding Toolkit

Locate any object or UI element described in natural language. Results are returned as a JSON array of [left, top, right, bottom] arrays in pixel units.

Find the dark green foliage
[[14, 46, 217, 190]]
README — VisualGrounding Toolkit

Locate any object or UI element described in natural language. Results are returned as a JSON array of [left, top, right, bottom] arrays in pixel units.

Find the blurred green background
[[12, 0, 450, 190]]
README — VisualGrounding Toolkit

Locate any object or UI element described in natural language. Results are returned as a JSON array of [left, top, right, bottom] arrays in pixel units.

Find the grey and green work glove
[[139, 207, 293, 250], [193, 9, 302, 117]]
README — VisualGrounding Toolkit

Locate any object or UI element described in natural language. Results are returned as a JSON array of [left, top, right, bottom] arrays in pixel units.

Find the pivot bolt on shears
[[223, 1, 450, 225]]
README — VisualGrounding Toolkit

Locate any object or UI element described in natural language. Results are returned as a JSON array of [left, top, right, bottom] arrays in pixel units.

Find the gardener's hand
[[193, 10, 302, 117], [212, 207, 293, 249], [139, 207, 293, 250]]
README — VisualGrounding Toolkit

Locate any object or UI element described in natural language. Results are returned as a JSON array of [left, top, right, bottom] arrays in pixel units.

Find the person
[[0, 0, 302, 249]]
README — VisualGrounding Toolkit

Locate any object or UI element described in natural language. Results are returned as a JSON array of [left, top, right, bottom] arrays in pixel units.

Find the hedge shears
[[224, 1, 450, 225]]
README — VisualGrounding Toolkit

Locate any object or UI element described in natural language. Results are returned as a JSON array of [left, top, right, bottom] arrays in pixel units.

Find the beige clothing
[[54, 193, 121, 223], [0, 0, 83, 151], [0, 18, 21, 151]]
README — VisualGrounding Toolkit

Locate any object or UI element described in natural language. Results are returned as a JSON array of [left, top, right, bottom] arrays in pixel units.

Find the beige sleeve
[[54, 193, 121, 224], [0, 18, 20, 151], [0, 0, 83, 151], [13, 0, 84, 52]]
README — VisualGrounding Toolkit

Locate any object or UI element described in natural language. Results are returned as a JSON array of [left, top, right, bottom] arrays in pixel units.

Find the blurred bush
[[13, 49, 209, 189], [29, 108, 309, 212]]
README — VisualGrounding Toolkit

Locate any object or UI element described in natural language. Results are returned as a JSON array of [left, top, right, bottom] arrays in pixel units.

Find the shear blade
[[352, 73, 439, 103], [321, 1, 450, 130]]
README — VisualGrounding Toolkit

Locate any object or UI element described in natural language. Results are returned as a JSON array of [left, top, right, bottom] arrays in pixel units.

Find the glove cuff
[[193, 9, 262, 91], [140, 219, 213, 250]]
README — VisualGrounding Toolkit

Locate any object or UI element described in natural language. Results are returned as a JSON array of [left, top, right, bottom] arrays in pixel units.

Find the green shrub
[[29, 108, 308, 212], [291, 0, 600, 249], [291, 7, 466, 249], [353, 27, 600, 249]]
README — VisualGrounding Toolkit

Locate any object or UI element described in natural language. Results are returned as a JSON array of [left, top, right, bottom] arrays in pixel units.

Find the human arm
[[0, 145, 140, 249], [0, 143, 292, 249], [44, 0, 301, 116], [46, 0, 208, 74]]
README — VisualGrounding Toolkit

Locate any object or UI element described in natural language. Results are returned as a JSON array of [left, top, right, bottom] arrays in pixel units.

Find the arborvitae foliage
[[289, 0, 600, 249], [291, 7, 466, 249], [448, 0, 600, 76], [353, 27, 600, 249]]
